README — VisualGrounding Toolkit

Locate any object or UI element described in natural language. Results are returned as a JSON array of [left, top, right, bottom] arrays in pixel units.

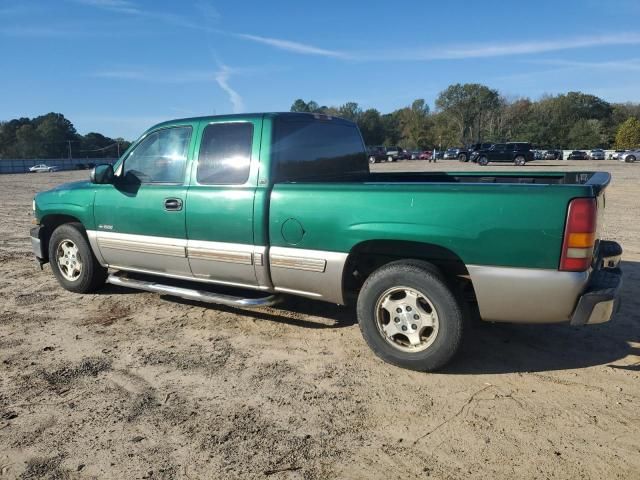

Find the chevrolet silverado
[[30, 113, 623, 371]]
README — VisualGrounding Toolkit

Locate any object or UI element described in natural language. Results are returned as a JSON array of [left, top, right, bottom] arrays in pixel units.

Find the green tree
[[435, 83, 500, 144], [290, 99, 311, 112], [358, 109, 385, 145], [397, 99, 431, 149], [567, 119, 603, 148], [614, 117, 640, 149], [15, 124, 44, 158], [337, 102, 362, 122]]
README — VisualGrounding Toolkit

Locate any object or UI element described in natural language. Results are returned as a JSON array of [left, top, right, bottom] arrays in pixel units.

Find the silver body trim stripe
[[187, 247, 253, 265], [270, 254, 326, 272], [98, 237, 187, 258], [269, 246, 348, 304], [467, 264, 589, 323]]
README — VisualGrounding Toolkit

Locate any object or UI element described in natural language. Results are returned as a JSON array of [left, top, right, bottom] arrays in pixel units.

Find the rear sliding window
[[197, 122, 253, 185], [272, 116, 368, 182]]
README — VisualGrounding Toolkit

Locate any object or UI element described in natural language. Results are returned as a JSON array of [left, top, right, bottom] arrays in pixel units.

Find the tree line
[[291, 83, 640, 150], [0, 113, 131, 159]]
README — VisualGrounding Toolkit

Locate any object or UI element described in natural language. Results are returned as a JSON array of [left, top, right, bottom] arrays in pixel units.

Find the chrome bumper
[[570, 241, 623, 326]]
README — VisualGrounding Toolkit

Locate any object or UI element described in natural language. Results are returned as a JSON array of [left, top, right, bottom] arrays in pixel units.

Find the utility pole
[[67, 140, 72, 160]]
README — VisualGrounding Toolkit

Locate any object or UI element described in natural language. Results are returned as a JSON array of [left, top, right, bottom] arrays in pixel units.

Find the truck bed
[[269, 171, 611, 271]]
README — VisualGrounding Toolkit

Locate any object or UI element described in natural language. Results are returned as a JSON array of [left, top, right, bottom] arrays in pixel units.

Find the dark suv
[[464, 142, 493, 162], [471, 142, 534, 166], [367, 146, 386, 164], [384, 146, 408, 162]]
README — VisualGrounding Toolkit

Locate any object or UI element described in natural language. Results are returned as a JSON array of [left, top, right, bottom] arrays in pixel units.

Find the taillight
[[560, 198, 597, 271]]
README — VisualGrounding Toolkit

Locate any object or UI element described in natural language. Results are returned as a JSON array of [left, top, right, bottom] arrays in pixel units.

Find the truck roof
[[146, 112, 355, 134]]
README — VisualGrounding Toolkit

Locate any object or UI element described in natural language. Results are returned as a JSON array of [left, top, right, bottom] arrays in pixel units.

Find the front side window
[[197, 122, 253, 185], [123, 126, 191, 184]]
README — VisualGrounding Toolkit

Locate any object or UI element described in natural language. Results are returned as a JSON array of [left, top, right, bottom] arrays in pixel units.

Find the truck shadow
[[98, 261, 638, 373], [443, 260, 640, 374]]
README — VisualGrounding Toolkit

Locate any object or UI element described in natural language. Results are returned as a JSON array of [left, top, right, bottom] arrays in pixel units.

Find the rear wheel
[[627, 155, 636, 163], [357, 260, 464, 371], [387, 156, 394, 162], [49, 223, 107, 293], [478, 156, 489, 166], [369, 156, 377, 164], [458, 153, 467, 162], [514, 155, 526, 166]]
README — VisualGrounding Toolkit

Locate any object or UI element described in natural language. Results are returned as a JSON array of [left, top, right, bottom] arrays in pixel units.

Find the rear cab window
[[272, 115, 368, 182], [196, 122, 253, 185]]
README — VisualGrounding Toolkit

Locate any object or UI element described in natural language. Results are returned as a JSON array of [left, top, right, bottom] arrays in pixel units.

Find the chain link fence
[[0, 158, 118, 174]]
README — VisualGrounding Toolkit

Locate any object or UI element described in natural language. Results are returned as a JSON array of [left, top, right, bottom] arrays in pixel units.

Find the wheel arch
[[39, 214, 85, 262], [341, 239, 478, 313]]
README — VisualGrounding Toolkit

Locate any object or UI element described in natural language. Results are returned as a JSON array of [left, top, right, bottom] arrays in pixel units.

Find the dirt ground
[[0, 160, 638, 480]]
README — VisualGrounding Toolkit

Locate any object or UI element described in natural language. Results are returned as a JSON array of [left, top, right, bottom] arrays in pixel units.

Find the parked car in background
[[464, 143, 493, 162], [620, 149, 638, 163], [589, 149, 605, 160], [471, 142, 534, 166], [418, 150, 433, 160], [29, 164, 59, 173], [367, 146, 387, 164], [409, 151, 421, 160], [433, 150, 445, 159], [544, 149, 563, 160], [611, 150, 627, 160], [444, 148, 468, 160], [568, 150, 589, 160], [385, 146, 408, 162], [533, 150, 544, 160]]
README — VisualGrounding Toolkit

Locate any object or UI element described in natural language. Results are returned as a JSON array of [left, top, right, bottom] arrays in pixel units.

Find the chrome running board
[[106, 272, 282, 308]]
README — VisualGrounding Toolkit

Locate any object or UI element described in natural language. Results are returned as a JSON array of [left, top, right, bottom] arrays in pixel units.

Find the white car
[[29, 164, 59, 173], [620, 150, 638, 163]]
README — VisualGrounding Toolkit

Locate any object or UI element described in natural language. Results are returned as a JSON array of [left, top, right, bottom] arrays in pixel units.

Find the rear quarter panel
[[269, 182, 592, 269]]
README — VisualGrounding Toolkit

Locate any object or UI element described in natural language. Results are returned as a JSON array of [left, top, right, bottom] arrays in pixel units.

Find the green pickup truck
[[30, 113, 623, 371]]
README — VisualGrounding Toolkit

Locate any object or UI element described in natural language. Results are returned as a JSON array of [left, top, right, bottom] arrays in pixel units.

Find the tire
[[627, 155, 636, 163], [458, 153, 467, 162], [48, 222, 107, 293], [478, 156, 489, 166], [514, 155, 526, 166], [387, 156, 394, 162], [357, 260, 464, 371], [369, 156, 377, 164]]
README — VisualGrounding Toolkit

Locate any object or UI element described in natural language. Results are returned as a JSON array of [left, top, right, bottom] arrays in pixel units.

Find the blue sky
[[2, 0, 640, 139]]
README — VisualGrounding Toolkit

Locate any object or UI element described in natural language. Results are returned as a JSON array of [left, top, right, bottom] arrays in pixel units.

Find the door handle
[[164, 198, 183, 211]]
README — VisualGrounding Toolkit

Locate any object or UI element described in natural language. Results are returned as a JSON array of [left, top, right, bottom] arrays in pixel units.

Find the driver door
[[92, 124, 196, 277]]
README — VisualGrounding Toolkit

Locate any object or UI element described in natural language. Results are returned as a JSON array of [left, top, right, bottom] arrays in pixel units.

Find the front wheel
[[458, 153, 467, 162], [514, 155, 526, 166], [369, 156, 377, 164], [357, 260, 464, 371], [627, 155, 636, 163], [387, 156, 394, 162], [49, 223, 107, 293], [478, 156, 489, 166]]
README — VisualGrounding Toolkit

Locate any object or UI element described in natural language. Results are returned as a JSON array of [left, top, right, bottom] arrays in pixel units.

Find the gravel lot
[[0, 160, 638, 479]]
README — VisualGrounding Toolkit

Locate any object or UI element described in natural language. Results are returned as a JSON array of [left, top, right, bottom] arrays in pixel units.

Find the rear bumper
[[467, 240, 623, 325], [570, 241, 623, 326]]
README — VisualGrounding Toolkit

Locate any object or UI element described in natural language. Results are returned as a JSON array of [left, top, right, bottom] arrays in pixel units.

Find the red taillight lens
[[560, 198, 597, 271]]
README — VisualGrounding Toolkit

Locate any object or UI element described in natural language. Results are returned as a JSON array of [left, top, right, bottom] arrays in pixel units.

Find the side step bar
[[106, 272, 282, 308]]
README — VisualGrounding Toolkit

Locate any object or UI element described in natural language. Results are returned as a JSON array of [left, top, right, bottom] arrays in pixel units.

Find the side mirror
[[90, 164, 114, 184]]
